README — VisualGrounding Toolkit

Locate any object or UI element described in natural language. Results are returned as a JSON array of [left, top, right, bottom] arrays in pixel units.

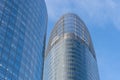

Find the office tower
[[0, 0, 47, 80], [43, 13, 99, 80]]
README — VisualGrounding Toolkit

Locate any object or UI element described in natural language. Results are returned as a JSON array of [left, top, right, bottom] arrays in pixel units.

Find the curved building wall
[[0, 0, 47, 80], [43, 13, 99, 80]]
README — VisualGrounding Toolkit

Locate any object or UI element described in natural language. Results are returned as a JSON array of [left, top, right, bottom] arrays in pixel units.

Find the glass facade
[[0, 0, 47, 80], [43, 13, 99, 80]]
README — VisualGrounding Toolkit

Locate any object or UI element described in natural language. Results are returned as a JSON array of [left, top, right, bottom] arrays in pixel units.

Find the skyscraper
[[0, 0, 47, 80], [43, 13, 99, 80]]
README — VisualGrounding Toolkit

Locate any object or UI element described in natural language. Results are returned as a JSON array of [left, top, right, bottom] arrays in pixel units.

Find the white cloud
[[45, 0, 120, 30]]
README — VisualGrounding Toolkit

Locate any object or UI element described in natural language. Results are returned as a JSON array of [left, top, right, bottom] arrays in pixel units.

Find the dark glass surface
[[0, 0, 47, 80]]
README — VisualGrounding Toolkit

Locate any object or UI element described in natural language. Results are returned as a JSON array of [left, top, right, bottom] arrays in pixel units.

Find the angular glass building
[[43, 13, 99, 80], [0, 0, 47, 80]]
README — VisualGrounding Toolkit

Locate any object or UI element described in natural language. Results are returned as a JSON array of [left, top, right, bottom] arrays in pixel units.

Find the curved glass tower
[[0, 0, 47, 80], [43, 13, 99, 80]]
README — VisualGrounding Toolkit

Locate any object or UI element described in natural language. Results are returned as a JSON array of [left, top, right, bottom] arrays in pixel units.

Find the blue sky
[[45, 0, 120, 80]]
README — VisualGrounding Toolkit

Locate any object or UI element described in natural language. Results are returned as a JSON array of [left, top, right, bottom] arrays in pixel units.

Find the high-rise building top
[[43, 13, 99, 80], [0, 0, 47, 80], [46, 13, 95, 59]]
